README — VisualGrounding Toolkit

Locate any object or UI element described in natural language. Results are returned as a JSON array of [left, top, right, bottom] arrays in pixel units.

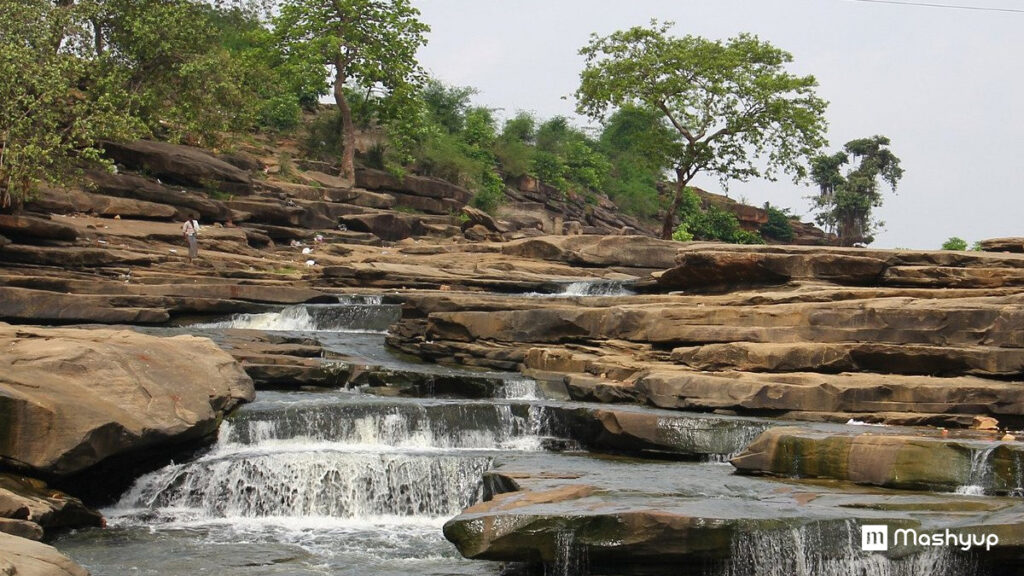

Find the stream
[[51, 296, 1002, 575]]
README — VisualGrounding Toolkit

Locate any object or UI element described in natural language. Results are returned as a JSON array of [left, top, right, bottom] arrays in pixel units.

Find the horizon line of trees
[[2, 1, 901, 246]]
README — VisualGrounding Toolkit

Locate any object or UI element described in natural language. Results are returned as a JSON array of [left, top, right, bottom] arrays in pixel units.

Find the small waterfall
[[110, 396, 554, 529], [724, 520, 982, 576], [560, 281, 634, 297], [656, 416, 770, 461], [113, 450, 491, 520], [955, 446, 996, 496], [545, 531, 589, 576], [499, 378, 540, 400], [191, 301, 400, 333]]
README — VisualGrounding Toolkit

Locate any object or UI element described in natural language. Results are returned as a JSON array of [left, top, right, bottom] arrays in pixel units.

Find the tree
[[941, 237, 968, 251], [576, 21, 828, 239], [598, 104, 676, 217], [811, 135, 903, 246], [275, 0, 428, 180], [0, 0, 136, 210]]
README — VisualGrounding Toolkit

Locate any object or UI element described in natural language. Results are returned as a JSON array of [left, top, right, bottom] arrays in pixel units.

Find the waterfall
[[191, 301, 401, 333], [724, 520, 983, 576], [109, 395, 551, 529], [955, 446, 996, 496], [560, 281, 634, 297]]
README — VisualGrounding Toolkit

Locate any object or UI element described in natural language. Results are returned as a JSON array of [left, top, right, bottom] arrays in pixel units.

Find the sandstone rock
[[731, 427, 1024, 493], [27, 186, 178, 220], [0, 324, 254, 489], [0, 287, 170, 324], [225, 199, 303, 227], [355, 168, 472, 204], [87, 170, 230, 220], [979, 237, 1024, 253], [461, 206, 508, 233], [0, 518, 43, 541], [0, 532, 89, 576], [671, 342, 1024, 377], [0, 215, 77, 243], [340, 213, 426, 241], [883, 265, 1024, 288], [103, 140, 252, 193], [0, 475, 102, 531]]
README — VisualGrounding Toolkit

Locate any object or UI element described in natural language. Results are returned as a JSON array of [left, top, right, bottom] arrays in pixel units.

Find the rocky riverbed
[[2, 139, 1024, 575]]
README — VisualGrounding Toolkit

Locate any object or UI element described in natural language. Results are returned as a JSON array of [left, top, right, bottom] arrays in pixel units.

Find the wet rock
[[0, 532, 89, 576], [731, 427, 1024, 493], [0, 324, 254, 497]]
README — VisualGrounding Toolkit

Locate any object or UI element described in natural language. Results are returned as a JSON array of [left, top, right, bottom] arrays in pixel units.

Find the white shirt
[[182, 219, 200, 236]]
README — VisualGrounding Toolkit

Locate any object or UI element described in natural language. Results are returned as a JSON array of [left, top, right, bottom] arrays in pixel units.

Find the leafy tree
[[598, 104, 675, 217], [941, 237, 968, 251], [576, 21, 828, 239], [811, 135, 903, 246], [0, 0, 137, 210], [760, 205, 795, 242], [275, 0, 428, 180], [421, 78, 477, 135]]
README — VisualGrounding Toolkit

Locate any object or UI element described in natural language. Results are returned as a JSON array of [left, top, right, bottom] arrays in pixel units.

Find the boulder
[[0, 475, 102, 531], [461, 206, 508, 233], [0, 532, 89, 576], [340, 213, 426, 241], [102, 140, 252, 193], [0, 215, 77, 243], [0, 324, 254, 496]]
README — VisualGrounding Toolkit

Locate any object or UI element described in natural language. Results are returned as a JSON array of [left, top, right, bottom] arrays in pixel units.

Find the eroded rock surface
[[0, 324, 254, 489]]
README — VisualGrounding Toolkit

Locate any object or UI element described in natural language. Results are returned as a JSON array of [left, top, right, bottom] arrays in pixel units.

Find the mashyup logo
[[860, 524, 999, 552]]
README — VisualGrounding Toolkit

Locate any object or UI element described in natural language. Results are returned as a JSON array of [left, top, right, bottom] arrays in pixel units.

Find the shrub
[[941, 237, 968, 251], [760, 206, 795, 242]]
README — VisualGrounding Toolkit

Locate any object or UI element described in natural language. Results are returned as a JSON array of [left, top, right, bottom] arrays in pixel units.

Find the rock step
[[731, 427, 1024, 493], [671, 342, 1024, 377]]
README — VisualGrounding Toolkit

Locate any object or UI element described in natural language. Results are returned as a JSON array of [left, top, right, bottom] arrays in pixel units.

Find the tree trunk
[[333, 61, 356, 182], [660, 176, 688, 240]]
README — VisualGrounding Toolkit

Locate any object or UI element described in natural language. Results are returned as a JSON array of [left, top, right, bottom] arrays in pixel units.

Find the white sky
[[412, 0, 1024, 248]]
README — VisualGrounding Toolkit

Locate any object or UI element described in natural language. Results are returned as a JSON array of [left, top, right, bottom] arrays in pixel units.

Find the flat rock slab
[[732, 426, 1024, 493], [0, 323, 254, 479]]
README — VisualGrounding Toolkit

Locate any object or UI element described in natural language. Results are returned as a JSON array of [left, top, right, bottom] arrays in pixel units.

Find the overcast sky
[[411, 0, 1023, 248]]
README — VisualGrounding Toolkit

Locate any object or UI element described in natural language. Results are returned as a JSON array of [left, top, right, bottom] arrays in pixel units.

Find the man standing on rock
[[181, 218, 200, 263]]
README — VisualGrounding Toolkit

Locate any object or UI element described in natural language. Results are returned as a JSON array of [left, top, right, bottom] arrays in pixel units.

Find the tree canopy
[[275, 0, 429, 180], [575, 20, 828, 238], [811, 135, 903, 246]]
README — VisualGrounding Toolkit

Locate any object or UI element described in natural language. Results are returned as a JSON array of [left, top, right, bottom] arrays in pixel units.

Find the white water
[[727, 520, 980, 576], [109, 396, 552, 528], [191, 302, 400, 333]]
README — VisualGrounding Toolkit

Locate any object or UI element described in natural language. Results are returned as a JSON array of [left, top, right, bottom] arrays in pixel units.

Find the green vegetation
[[941, 237, 968, 251], [811, 136, 903, 246], [671, 188, 764, 244], [4, 4, 885, 247], [760, 205, 796, 242], [275, 0, 429, 180], [575, 20, 828, 238]]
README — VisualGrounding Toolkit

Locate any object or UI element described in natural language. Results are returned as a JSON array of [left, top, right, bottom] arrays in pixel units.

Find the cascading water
[[723, 520, 984, 576], [955, 446, 996, 496]]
